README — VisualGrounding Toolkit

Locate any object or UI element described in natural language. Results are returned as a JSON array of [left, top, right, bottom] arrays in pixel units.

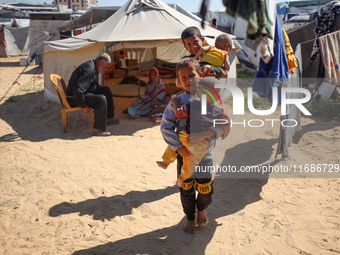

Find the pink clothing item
[[142, 67, 166, 103], [319, 30, 340, 85]]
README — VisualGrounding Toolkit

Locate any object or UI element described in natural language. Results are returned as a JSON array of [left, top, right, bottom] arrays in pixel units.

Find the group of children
[[158, 26, 232, 234]]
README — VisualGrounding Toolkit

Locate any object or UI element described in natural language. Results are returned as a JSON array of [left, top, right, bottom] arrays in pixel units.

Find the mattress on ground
[[108, 84, 145, 97]]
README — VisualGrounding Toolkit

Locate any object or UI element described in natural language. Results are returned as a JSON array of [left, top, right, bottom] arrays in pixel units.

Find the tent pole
[[90, 10, 93, 30], [138, 49, 141, 99]]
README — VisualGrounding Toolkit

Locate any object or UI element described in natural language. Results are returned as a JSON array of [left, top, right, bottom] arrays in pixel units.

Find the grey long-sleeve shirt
[[160, 91, 224, 160]]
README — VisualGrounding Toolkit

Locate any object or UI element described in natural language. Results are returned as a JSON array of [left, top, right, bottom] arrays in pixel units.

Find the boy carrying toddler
[[157, 77, 230, 187], [181, 26, 232, 79], [160, 57, 230, 234]]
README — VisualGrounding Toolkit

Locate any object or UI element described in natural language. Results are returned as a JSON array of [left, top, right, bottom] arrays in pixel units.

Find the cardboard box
[[112, 69, 127, 78], [114, 50, 127, 58], [119, 59, 127, 68], [128, 70, 139, 76], [19, 58, 27, 66], [126, 59, 138, 67]]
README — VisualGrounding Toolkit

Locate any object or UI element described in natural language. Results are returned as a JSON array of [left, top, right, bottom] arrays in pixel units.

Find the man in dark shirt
[[66, 53, 119, 136]]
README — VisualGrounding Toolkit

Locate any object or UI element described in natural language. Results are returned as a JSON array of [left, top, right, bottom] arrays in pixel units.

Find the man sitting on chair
[[66, 53, 119, 136]]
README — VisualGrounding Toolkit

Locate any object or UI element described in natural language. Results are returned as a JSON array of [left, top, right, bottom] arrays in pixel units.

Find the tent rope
[[0, 30, 59, 103], [0, 65, 28, 103]]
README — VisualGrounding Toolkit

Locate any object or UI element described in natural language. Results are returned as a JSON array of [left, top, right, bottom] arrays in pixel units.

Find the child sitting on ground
[[193, 33, 232, 79], [157, 77, 230, 187]]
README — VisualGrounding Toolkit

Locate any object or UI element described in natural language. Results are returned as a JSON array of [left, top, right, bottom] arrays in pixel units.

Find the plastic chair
[[50, 74, 94, 133]]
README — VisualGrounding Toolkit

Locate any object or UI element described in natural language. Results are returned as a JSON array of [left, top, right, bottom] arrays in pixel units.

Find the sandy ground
[[0, 56, 339, 255]]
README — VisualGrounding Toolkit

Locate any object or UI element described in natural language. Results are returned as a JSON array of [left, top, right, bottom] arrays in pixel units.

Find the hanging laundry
[[252, 15, 289, 105], [282, 29, 298, 75], [243, 0, 276, 60], [275, 43, 304, 159], [258, 37, 274, 64], [319, 30, 340, 85], [223, 0, 273, 40], [310, 0, 340, 61]]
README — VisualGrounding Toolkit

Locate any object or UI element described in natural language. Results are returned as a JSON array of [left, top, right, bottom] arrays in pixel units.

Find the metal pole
[[90, 9, 93, 30]]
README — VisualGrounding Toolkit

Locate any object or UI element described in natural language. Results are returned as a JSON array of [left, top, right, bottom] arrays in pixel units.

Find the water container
[[19, 58, 27, 66]]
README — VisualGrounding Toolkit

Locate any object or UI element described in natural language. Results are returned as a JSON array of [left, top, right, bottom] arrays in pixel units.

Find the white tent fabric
[[0, 25, 29, 57], [167, 3, 205, 23], [205, 8, 234, 28], [43, 0, 238, 103], [205, 0, 276, 68], [204, 8, 260, 67], [29, 17, 71, 56], [43, 0, 226, 52]]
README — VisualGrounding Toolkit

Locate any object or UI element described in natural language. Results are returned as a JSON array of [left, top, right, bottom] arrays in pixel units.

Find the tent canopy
[[42, 0, 238, 103], [0, 19, 29, 57], [60, 6, 120, 30], [59, 3, 205, 31], [44, 0, 235, 53]]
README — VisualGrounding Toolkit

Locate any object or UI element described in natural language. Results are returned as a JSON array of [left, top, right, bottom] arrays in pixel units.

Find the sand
[[0, 56, 339, 255]]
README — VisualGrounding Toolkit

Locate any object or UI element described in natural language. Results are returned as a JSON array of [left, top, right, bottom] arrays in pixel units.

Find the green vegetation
[[242, 88, 271, 110], [237, 70, 256, 79], [19, 86, 43, 92], [305, 99, 340, 119]]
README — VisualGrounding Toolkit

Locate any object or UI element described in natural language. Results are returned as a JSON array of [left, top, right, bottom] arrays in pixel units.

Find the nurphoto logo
[[199, 83, 312, 128]]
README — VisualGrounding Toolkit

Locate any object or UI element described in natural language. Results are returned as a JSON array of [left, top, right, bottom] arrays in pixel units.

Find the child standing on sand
[[157, 78, 230, 188], [160, 58, 226, 234]]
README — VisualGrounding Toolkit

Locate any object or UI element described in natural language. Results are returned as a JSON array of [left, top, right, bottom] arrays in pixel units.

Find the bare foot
[[197, 210, 207, 227], [156, 161, 168, 169], [176, 177, 183, 188], [183, 220, 195, 234]]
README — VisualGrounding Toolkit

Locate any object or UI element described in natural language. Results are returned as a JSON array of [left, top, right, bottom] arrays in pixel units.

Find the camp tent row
[[59, 6, 121, 31], [0, 12, 72, 58], [42, 0, 238, 104], [59, 4, 202, 31]]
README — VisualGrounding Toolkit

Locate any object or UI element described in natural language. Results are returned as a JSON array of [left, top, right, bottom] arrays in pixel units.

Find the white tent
[[167, 3, 203, 23], [0, 19, 29, 57], [29, 12, 71, 57], [205, 8, 234, 28], [42, 0, 238, 103], [205, 0, 276, 69], [204, 8, 260, 68]]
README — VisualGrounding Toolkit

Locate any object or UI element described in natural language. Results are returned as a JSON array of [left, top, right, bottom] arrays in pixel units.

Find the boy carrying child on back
[[193, 33, 232, 78], [181, 26, 231, 79]]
